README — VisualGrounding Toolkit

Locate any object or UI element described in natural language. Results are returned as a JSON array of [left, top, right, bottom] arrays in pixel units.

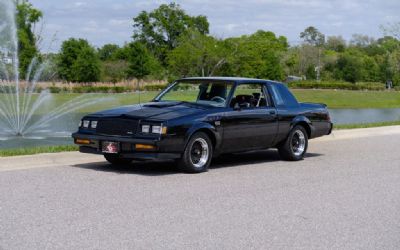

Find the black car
[[72, 77, 332, 173]]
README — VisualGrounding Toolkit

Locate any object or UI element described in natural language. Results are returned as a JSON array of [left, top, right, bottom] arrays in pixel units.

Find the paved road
[[1, 127, 400, 250]]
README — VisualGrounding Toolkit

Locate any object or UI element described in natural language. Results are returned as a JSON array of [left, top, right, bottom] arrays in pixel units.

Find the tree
[[102, 60, 128, 83], [377, 36, 400, 52], [112, 44, 132, 61], [132, 2, 210, 63], [126, 41, 160, 79], [349, 34, 375, 47], [297, 44, 319, 78], [16, 1, 43, 76], [300, 27, 325, 81], [281, 47, 300, 77], [223, 30, 287, 80], [335, 53, 362, 83], [300, 26, 325, 47], [380, 22, 400, 40], [71, 47, 101, 82], [57, 38, 101, 82], [98, 44, 120, 61], [361, 56, 380, 82], [168, 30, 228, 77], [388, 49, 400, 86], [326, 36, 346, 52]]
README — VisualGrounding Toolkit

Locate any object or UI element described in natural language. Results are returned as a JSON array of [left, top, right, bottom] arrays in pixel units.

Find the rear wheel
[[104, 154, 132, 165], [177, 132, 213, 173], [278, 125, 308, 161]]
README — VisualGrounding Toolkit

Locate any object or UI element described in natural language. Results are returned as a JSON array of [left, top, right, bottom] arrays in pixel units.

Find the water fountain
[[0, 0, 110, 147]]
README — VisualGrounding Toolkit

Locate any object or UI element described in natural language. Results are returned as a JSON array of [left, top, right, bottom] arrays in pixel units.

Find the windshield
[[156, 81, 234, 107]]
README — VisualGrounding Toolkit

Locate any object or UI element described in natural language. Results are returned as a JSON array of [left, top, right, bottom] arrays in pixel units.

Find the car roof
[[179, 76, 283, 85]]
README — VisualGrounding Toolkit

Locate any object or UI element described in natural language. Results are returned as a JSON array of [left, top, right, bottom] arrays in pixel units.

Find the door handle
[[269, 110, 276, 115]]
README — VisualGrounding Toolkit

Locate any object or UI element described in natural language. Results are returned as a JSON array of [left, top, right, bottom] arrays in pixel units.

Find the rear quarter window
[[270, 84, 299, 108]]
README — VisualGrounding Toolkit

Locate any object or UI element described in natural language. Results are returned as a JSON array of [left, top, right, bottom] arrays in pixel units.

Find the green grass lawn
[[0, 145, 78, 157], [50, 89, 400, 112], [2, 89, 400, 112], [90, 89, 400, 110], [292, 89, 400, 109]]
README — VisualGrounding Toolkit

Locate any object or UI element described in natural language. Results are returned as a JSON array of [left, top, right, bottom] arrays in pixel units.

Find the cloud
[[29, 0, 400, 52], [73, 2, 87, 7]]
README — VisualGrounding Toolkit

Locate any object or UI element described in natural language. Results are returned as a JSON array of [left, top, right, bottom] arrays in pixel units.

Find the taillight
[[327, 112, 331, 122]]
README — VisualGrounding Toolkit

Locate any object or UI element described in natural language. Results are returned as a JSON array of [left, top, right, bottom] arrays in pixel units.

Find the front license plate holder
[[102, 141, 119, 154]]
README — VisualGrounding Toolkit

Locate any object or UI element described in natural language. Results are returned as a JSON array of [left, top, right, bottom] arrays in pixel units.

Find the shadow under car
[[72, 149, 323, 176]]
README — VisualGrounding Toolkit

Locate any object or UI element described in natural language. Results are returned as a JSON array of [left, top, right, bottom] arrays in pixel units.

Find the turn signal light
[[75, 139, 91, 145], [135, 144, 156, 150]]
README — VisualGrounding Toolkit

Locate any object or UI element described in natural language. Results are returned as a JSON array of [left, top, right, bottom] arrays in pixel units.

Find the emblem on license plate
[[102, 141, 119, 153]]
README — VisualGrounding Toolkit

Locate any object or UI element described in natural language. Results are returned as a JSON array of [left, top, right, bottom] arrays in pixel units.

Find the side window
[[277, 84, 299, 107], [270, 84, 299, 107], [270, 85, 284, 107], [230, 83, 270, 109]]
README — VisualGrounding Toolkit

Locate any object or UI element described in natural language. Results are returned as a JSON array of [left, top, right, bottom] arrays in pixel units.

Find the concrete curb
[[0, 152, 103, 171], [314, 125, 400, 142]]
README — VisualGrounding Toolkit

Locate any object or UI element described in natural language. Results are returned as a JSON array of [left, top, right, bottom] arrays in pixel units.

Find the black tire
[[104, 154, 132, 165], [278, 125, 308, 161], [177, 132, 213, 173]]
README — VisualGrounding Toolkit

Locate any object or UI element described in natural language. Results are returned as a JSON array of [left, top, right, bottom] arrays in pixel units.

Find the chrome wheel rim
[[190, 138, 209, 168], [291, 130, 306, 156]]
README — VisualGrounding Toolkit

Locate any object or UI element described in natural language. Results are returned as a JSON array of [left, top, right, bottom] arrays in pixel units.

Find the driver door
[[221, 83, 278, 153]]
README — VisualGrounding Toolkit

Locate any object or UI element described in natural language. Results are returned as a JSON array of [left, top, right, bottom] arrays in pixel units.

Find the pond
[[329, 108, 400, 124], [0, 108, 399, 149]]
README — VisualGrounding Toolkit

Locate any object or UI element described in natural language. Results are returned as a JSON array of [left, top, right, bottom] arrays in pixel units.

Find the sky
[[29, 0, 400, 52]]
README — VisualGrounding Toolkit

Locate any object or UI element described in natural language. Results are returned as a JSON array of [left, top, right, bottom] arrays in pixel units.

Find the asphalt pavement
[[1, 127, 400, 250]]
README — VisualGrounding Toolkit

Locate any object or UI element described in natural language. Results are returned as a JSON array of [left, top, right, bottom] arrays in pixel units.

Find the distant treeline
[[10, 2, 400, 86]]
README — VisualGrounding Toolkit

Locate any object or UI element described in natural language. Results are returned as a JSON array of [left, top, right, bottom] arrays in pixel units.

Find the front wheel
[[278, 125, 308, 161], [177, 132, 213, 173], [104, 154, 132, 165]]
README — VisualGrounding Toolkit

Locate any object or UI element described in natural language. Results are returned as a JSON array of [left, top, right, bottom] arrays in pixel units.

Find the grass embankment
[[292, 89, 400, 109], [334, 120, 400, 130], [0, 145, 78, 157]]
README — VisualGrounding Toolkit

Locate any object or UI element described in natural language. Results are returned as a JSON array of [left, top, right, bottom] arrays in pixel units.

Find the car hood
[[89, 101, 209, 121]]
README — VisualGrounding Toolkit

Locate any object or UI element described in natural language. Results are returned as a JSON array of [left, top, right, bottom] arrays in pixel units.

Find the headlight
[[79, 120, 82, 127], [83, 120, 90, 128], [141, 124, 167, 134], [91, 121, 98, 129], [142, 125, 150, 133], [152, 125, 162, 134]]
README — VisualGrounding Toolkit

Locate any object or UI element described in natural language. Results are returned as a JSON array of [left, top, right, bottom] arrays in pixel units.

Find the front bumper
[[72, 132, 181, 160]]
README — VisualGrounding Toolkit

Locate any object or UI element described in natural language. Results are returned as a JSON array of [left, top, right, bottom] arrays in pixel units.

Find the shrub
[[288, 81, 386, 91], [70, 85, 134, 93], [48, 86, 62, 93], [0, 86, 15, 93], [112, 86, 127, 93], [141, 84, 168, 91]]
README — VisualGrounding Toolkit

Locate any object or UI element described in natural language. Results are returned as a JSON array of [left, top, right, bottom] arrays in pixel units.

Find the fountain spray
[[0, 0, 111, 140]]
